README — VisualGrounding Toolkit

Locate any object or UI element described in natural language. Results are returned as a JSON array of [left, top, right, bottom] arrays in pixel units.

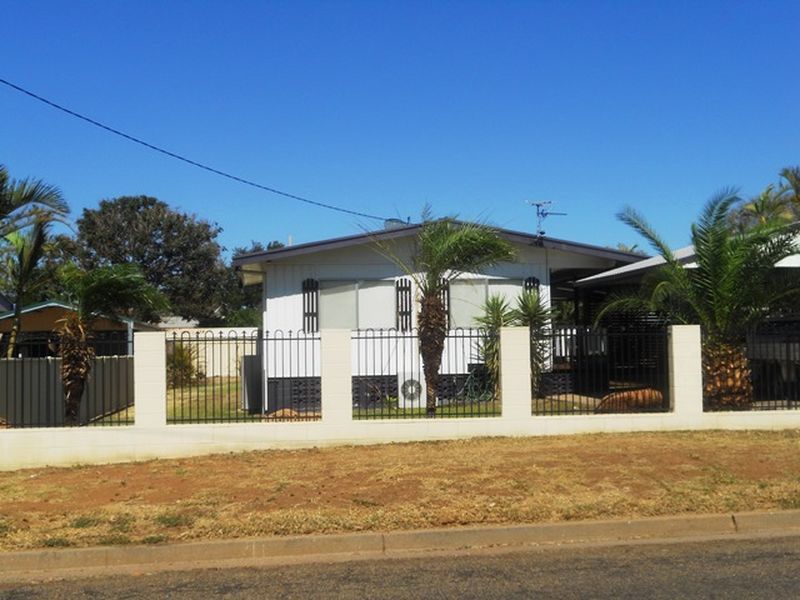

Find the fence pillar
[[668, 325, 704, 417], [500, 327, 531, 421], [134, 332, 167, 427], [321, 329, 353, 425]]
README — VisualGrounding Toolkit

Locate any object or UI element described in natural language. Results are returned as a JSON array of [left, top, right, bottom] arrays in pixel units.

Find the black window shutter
[[302, 279, 319, 332], [396, 278, 413, 331]]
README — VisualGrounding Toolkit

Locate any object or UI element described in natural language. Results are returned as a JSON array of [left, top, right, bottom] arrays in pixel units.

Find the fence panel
[[352, 328, 498, 419], [0, 338, 133, 427], [166, 330, 320, 424], [532, 327, 670, 415]]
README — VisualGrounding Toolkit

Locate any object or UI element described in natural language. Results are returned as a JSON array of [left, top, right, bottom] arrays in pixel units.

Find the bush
[[167, 343, 205, 388]]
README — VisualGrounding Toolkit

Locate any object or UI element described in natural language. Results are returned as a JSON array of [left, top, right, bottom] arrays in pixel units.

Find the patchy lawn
[[1, 431, 800, 551]]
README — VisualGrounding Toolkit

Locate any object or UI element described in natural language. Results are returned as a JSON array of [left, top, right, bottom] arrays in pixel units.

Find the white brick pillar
[[668, 325, 704, 418], [321, 329, 353, 425], [134, 332, 167, 427], [500, 327, 532, 421]]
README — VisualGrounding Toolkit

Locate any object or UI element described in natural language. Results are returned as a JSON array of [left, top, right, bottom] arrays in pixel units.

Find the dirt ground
[[1, 431, 800, 551]]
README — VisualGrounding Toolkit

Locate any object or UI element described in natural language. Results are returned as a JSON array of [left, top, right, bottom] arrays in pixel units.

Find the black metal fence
[[0, 335, 134, 428], [730, 325, 800, 411], [352, 328, 498, 419], [166, 330, 320, 424], [532, 327, 670, 415]]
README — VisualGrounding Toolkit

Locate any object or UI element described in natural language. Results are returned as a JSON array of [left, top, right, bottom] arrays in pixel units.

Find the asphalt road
[[3, 536, 800, 599]]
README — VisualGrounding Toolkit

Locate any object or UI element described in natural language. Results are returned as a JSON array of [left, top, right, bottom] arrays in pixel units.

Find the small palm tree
[[0, 165, 68, 238], [380, 219, 515, 415], [600, 190, 800, 410], [510, 290, 551, 396], [3, 219, 51, 357], [58, 263, 168, 424], [475, 294, 514, 401]]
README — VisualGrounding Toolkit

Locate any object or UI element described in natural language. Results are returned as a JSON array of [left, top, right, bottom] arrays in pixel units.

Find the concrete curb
[[3, 510, 800, 577]]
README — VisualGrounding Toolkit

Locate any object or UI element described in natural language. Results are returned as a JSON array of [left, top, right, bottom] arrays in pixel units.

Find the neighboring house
[[231, 220, 642, 414], [233, 220, 642, 333], [0, 300, 157, 357]]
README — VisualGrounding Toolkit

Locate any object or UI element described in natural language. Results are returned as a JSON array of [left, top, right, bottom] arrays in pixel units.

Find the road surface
[[2, 536, 800, 598]]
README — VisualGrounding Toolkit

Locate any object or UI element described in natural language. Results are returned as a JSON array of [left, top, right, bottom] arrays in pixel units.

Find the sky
[[0, 1, 798, 257]]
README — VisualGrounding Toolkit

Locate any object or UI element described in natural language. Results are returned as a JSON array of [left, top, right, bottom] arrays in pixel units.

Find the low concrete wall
[[2, 326, 800, 471]]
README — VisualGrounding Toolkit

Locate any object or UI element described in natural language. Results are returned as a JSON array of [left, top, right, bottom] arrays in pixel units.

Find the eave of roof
[[574, 245, 697, 287], [232, 221, 645, 271]]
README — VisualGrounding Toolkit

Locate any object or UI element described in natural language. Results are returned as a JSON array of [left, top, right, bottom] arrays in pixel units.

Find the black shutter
[[440, 280, 450, 329], [302, 279, 319, 332], [524, 277, 540, 293], [396, 278, 413, 331]]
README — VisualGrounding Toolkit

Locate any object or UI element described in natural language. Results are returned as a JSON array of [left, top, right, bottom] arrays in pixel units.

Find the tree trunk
[[60, 314, 94, 426], [418, 292, 448, 416], [5, 305, 22, 359], [702, 341, 752, 411]]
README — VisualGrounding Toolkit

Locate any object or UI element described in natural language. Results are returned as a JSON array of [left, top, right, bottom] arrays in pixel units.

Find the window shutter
[[396, 278, 413, 331], [524, 277, 540, 293], [302, 279, 319, 332]]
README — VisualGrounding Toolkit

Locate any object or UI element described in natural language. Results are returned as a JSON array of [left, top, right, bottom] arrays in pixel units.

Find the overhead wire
[[0, 77, 388, 221]]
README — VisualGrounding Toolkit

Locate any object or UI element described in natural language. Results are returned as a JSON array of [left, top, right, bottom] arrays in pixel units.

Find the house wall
[[5, 326, 800, 470], [261, 239, 617, 332]]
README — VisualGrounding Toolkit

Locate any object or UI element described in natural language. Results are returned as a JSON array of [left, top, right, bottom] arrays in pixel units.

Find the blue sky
[[1, 1, 797, 257]]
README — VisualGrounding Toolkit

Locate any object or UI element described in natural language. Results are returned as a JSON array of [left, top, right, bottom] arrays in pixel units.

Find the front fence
[[532, 327, 670, 415], [352, 328, 498, 419], [166, 330, 321, 423], [0, 337, 133, 427]]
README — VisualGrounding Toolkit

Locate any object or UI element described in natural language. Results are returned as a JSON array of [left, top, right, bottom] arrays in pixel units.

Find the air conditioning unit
[[396, 335, 426, 409]]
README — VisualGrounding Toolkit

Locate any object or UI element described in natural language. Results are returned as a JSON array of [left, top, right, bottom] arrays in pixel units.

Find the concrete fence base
[[2, 326, 800, 471]]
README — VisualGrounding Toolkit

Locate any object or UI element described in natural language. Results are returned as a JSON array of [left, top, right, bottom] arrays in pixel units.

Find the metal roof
[[233, 220, 645, 270], [574, 245, 696, 287], [0, 300, 151, 328]]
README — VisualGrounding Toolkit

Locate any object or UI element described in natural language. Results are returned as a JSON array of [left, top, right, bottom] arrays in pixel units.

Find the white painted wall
[[4, 326, 800, 471]]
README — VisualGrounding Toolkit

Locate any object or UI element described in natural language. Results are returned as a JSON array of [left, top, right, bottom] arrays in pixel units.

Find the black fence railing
[[0, 335, 134, 428], [532, 327, 670, 415], [704, 326, 800, 411], [166, 330, 320, 424], [352, 328, 498, 419]]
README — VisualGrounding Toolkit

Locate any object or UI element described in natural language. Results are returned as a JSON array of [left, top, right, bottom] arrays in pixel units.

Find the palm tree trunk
[[5, 304, 22, 358], [702, 342, 752, 411], [60, 314, 94, 425], [418, 293, 448, 416]]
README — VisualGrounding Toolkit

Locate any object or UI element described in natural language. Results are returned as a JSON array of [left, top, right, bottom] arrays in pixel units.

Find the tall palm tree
[[58, 263, 168, 424], [0, 165, 68, 237], [599, 190, 800, 410], [381, 219, 515, 415], [3, 219, 50, 357]]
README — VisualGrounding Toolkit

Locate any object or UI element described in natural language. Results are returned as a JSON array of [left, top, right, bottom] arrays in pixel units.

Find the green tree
[[58, 263, 168, 424], [0, 165, 68, 238], [75, 196, 226, 322], [3, 219, 51, 357], [382, 219, 515, 415], [600, 190, 800, 410]]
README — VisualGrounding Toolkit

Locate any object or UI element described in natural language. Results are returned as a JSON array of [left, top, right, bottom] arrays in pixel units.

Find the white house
[[234, 220, 641, 333], [231, 221, 641, 414]]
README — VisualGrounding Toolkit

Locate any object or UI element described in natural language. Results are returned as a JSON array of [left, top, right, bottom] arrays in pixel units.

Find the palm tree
[[3, 219, 51, 357], [600, 190, 800, 410], [58, 263, 168, 424], [0, 165, 68, 238], [475, 294, 514, 401], [380, 219, 515, 415]]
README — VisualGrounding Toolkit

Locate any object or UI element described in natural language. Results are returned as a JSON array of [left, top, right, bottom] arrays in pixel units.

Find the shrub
[[167, 343, 205, 388]]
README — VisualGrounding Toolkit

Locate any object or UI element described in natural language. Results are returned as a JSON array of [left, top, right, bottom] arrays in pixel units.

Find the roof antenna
[[527, 201, 567, 239]]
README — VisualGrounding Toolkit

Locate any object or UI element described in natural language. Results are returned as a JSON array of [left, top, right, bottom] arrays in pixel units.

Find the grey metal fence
[[532, 327, 670, 415], [352, 328, 498, 419], [0, 337, 134, 427]]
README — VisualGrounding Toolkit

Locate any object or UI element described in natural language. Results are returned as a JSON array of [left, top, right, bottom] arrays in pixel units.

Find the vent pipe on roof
[[384, 218, 406, 230]]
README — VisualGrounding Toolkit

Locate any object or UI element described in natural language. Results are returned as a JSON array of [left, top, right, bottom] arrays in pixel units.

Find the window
[[319, 281, 357, 329], [449, 279, 486, 328], [396, 278, 413, 331], [524, 277, 540, 293], [302, 279, 319, 332], [358, 281, 395, 329], [318, 280, 396, 330]]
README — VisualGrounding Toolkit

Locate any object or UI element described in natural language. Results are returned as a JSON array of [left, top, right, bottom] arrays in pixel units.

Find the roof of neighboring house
[[0, 300, 155, 329], [575, 241, 800, 288], [232, 220, 646, 273]]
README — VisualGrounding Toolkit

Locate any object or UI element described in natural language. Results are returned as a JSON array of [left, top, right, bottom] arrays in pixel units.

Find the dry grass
[[1, 431, 800, 551]]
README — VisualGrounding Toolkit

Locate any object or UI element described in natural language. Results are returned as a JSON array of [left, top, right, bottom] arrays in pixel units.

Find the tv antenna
[[527, 201, 567, 237]]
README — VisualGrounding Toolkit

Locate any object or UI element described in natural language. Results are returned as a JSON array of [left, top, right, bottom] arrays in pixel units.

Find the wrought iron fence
[[532, 326, 670, 415], [166, 330, 320, 423], [352, 328, 498, 419], [710, 325, 800, 411], [0, 334, 134, 427]]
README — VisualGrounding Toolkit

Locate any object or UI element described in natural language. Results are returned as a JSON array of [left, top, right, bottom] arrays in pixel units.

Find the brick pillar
[[321, 329, 353, 425], [500, 327, 531, 421], [134, 332, 167, 427]]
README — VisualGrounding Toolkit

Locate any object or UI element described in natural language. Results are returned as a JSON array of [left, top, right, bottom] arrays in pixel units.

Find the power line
[[0, 77, 388, 221]]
